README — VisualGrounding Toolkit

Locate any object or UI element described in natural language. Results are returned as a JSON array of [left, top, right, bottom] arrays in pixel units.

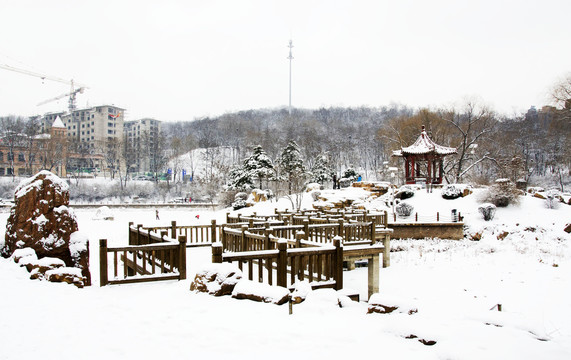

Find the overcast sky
[[1, 0, 570, 122]]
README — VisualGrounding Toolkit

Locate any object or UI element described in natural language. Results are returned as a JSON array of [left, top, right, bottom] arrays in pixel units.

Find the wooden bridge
[[99, 208, 393, 299]]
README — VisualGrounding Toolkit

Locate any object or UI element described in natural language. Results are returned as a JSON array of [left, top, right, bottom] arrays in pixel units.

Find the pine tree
[[243, 145, 275, 189], [309, 152, 332, 184], [225, 165, 254, 191], [277, 140, 306, 194]]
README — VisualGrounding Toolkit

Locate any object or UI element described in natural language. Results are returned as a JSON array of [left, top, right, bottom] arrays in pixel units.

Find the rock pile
[[1, 171, 90, 287]]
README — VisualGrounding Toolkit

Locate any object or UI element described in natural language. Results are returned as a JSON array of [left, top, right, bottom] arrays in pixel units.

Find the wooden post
[[212, 243, 223, 263], [99, 239, 108, 287], [337, 218, 344, 237], [333, 237, 343, 290], [277, 241, 287, 288], [171, 221, 177, 240], [128, 222, 134, 245], [382, 234, 390, 268], [295, 231, 303, 248], [137, 224, 143, 246], [178, 236, 187, 280], [211, 219, 217, 243], [370, 222, 375, 244], [303, 219, 309, 239], [264, 229, 271, 251], [368, 253, 380, 299], [437, 212, 439, 222], [384, 210, 388, 228], [241, 225, 248, 252], [226, 212, 230, 224]]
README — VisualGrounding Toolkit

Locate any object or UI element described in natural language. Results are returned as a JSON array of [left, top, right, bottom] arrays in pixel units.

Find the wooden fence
[[99, 234, 186, 286], [212, 238, 343, 290]]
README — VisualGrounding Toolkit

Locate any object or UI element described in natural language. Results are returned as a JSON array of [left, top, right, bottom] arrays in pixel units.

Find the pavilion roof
[[392, 126, 457, 157]]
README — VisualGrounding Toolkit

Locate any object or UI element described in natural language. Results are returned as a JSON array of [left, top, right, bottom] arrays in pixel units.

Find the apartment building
[[124, 118, 161, 173]]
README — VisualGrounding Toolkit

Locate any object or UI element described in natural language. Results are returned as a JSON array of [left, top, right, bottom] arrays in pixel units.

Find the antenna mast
[[287, 39, 294, 115]]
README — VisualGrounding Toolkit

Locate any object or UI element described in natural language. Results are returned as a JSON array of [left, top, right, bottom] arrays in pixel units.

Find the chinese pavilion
[[392, 126, 456, 184]]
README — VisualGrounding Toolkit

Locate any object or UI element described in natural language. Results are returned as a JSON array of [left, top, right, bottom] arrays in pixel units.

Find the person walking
[[156, 209, 160, 220]]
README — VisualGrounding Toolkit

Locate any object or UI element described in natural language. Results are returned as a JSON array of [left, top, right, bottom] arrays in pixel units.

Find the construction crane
[[0, 63, 88, 113]]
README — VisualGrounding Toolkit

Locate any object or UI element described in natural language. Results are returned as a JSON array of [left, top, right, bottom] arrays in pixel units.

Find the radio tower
[[287, 39, 294, 115]]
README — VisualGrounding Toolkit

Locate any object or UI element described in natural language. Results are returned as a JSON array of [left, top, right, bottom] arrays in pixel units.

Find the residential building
[[124, 118, 161, 174]]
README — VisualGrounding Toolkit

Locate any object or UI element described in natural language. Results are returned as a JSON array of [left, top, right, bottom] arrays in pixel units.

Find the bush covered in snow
[[480, 179, 521, 207], [441, 185, 462, 199], [545, 189, 561, 209], [395, 185, 415, 200], [395, 202, 414, 217], [478, 203, 496, 221]]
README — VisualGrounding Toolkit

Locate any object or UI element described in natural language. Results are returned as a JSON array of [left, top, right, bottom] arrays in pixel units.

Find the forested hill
[[162, 105, 414, 176], [162, 101, 569, 188]]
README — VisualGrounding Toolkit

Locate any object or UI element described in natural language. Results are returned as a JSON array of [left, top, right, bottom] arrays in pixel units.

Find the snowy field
[[1, 187, 570, 360]]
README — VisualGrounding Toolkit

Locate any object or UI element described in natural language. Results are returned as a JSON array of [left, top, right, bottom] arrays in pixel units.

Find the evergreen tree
[[309, 152, 333, 184], [277, 140, 306, 194], [243, 145, 275, 189], [225, 165, 254, 191]]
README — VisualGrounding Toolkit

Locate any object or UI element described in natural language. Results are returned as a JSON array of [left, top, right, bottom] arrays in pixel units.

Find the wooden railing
[[138, 220, 223, 247], [212, 238, 343, 289], [99, 235, 186, 286]]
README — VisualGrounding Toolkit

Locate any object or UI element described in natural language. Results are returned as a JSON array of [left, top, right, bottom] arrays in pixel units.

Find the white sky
[[1, 0, 570, 122]]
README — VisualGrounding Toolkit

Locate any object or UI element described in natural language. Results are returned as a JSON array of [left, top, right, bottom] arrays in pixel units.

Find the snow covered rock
[[11, 247, 37, 263], [190, 263, 243, 296], [1, 171, 91, 286], [291, 280, 313, 304], [93, 206, 114, 220], [367, 294, 418, 315], [231, 280, 290, 305], [302, 288, 355, 309], [305, 183, 322, 192], [45, 267, 86, 288]]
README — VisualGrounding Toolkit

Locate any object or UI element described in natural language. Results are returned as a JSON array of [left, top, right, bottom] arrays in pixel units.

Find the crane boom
[[0, 63, 88, 88], [37, 87, 85, 106], [0, 62, 89, 113]]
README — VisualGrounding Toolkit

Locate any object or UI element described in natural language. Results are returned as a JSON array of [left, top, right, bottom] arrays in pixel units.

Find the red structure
[[392, 126, 456, 185]]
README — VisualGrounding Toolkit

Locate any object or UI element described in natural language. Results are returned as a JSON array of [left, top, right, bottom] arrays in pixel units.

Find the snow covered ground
[[1, 186, 570, 359]]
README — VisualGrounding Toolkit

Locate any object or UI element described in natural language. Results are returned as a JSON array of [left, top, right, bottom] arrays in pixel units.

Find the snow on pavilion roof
[[392, 126, 457, 157]]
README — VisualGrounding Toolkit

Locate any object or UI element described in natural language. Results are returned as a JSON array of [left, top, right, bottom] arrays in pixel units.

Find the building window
[[108, 130, 113, 134], [0, 168, 4, 176], [7, 152, 14, 161], [0, 152, 3, 161]]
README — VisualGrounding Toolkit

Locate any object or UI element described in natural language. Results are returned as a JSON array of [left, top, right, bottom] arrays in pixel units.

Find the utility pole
[[287, 39, 294, 115]]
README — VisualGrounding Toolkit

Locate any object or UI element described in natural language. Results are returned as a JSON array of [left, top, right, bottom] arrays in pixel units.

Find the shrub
[[395, 202, 414, 217], [481, 179, 521, 207], [545, 190, 561, 209], [478, 203, 496, 221], [441, 185, 462, 200], [395, 185, 415, 200]]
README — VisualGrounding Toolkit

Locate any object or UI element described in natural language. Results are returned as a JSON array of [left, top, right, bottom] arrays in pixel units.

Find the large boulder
[[2, 171, 90, 286], [231, 280, 290, 305], [190, 263, 243, 296]]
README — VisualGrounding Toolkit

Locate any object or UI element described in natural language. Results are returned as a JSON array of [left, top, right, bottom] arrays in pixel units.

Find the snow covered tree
[[309, 152, 333, 184], [277, 140, 306, 194], [225, 165, 254, 192], [243, 145, 275, 189]]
